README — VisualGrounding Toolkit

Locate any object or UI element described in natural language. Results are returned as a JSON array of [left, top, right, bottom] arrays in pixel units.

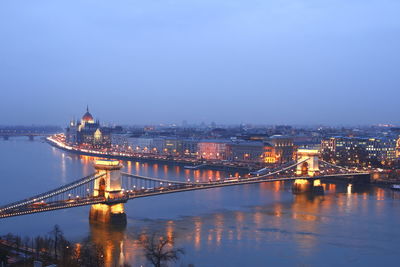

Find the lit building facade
[[226, 141, 264, 163], [65, 107, 111, 148], [121, 135, 287, 164], [397, 138, 400, 158], [266, 135, 295, 164], [181, 139, 199, 156], [128, 137, 154, 153], [263, 143, 278, 164], [366, 138, 397, 163], [111, 133, 131, 148], [125, 137, 199, 156], [197, 140, 228, 160], [321, 136, 399, 166]]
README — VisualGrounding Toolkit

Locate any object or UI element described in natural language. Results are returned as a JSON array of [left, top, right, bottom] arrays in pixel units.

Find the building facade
[[197, 140, 228, 160], [65, 107, 111, 148], [267, 135, 295, 164], [226, 141, 264, 163], [321, 136, 399, 166]]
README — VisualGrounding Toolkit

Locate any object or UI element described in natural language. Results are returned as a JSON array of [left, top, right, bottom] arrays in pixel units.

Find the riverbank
[[46, 137, 253, 173], [372, 179, 400, 186]]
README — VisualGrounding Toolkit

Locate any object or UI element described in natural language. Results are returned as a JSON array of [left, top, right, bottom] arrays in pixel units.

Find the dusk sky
[[1, 0, 399, 126]]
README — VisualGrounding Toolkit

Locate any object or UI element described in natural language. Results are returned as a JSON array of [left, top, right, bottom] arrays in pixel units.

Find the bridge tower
[[89, 159, 127, 225], [296, 149, 320, 176], [293, 149, 323, 194]]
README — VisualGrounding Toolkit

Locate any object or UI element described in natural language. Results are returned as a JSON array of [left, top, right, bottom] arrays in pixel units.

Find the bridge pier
[[2, 136, 8, 140], [89, 160, 127, 225], [28, 135, 34, 141], [90, 203, 126, 225], [292, 179, 324, 194]]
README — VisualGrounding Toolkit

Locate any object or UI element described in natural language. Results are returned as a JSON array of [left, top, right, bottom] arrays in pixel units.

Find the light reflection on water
[[1, 139, 400, 266], [90, 178, 400, 266]]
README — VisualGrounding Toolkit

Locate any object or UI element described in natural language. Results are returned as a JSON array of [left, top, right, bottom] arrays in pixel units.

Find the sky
[[0, 0, 399, 126]]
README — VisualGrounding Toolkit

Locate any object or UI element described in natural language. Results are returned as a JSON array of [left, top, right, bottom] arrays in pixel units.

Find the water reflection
[[193, 218, 202, 250], [83, 180, 400, 266], [126, 161, 132, 174], [60, 153, 67, 183], [89, 224, 127, 267]]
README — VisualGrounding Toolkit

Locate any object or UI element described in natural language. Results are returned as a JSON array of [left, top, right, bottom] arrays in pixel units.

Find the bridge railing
[[121, 172, 190, 185]]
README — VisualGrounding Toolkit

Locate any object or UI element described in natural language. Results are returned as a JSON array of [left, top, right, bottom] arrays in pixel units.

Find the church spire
[[86, 105, 89, 112]]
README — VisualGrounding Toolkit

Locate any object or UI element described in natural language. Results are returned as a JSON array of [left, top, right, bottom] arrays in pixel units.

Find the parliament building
[[65, 107, 111, 148]]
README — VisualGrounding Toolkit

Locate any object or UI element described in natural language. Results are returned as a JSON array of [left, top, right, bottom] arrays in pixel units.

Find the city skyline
[[1, 0, 400, 125], [2, 1, 400, 267]]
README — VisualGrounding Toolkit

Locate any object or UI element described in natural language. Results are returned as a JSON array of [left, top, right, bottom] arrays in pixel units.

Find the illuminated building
[[127, 137, 155, 153], [267, 135, 295, 164], [65, 106, 111, 148], [397, 138, 400, 158], [181, 139, 199, 156], [197, 140, 228, 160], [366, 138, 397, 163], [321, 136, 398, 166], [125, 137, 199, 156], [263, 143, 277, 164], [111, 133, 131, 148], [164, 138, 183, 155], [321, 137, 366, 165], [226, 141, 264, 163], [218, 141, 279, 164]]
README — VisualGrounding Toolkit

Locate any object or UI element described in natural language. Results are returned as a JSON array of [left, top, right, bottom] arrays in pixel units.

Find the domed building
[[81, 107, 95, 123], [65, 106, 111, 148]]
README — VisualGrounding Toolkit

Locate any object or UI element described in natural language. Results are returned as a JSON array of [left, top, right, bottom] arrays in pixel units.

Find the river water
[[1, 138, 400, 266]]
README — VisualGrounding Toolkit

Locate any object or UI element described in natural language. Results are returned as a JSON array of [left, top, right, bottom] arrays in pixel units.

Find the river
[[1, 138, 400, 266]]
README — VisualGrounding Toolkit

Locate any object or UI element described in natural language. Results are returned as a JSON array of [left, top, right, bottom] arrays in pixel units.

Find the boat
[[390, 184, 400, 190], [184, 163, 207, 170], [184, 165, 198, 169]]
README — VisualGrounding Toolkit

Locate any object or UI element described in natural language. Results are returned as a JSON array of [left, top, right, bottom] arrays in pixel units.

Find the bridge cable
[[0, 173, 105, 212]]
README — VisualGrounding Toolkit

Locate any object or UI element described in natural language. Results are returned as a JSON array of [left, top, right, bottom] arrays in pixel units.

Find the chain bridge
[[0, 149, 370, 224]]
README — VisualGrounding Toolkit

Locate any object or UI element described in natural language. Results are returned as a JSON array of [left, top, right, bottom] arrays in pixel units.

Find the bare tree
[[138, 233, 184, 267], [49, 224, 64, 260], [0, 246, 9, 267], [23, 236, 31, 262], [78, 239, 105, 267]]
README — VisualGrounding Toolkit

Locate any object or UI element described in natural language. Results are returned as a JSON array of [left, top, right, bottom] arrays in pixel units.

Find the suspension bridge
[[0, 149, 370, 223]]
